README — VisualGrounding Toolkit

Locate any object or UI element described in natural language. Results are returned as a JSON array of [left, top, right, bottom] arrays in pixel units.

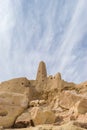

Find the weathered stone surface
[[0, 93, 28, 128], [76, 98, 87, 114], [0, 77, 30, 94], [59, 91, 83, 109], [0, 61, 87, 130], [15, 112, 31, 123], [0, 78, 30, 128], [77, 114, 87, 123], [30, 107, 56, 125], [29, 100, 46, 107], [14, 111, 37, 128]]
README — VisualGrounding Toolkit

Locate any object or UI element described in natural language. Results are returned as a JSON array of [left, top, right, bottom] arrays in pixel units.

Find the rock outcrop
[[0, 78, 30, 128], [0, 61, 87, 130], [30, 107, 56, 125]]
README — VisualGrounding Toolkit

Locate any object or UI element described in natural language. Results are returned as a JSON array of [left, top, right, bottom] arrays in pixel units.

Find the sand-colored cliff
[[0, 61, 87, 130]]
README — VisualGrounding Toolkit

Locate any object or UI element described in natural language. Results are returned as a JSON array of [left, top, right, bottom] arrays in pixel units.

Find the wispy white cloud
[[55, 0, 87, 83], [0, 0, 87, 83]]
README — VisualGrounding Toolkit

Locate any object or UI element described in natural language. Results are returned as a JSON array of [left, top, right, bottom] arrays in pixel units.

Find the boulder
[[14, 111, 38, 128], [0, 78, 30, 128], [68, 98, 87, 116], [15, 112, 31, 122], [75, 99, 87, 114], [59, 91, 83, 109], [30, 107, 56, 125], [0, 92, 29, 128]]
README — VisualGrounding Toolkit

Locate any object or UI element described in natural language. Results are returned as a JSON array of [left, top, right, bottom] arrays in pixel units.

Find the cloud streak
[[0, 0, 87, 83]]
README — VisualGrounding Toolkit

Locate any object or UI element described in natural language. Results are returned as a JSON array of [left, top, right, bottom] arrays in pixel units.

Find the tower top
[[36, 61, 47, 82]]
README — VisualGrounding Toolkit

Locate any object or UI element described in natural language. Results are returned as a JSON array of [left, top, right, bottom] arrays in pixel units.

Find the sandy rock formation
[[0, 78, 30, 128], [0, 61, 87, 130], [30, 107, 56, 125], [14, 106, 56, 128], [77, 114, 87, 123], [0, 77, 30, 94], [13, 111, 31, 128], [75, 98, 87, 114], [58, 90, 87, 121], [59, 91, 84, 109]]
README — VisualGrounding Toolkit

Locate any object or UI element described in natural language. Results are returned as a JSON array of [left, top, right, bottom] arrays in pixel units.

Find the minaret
[[36, 61, 47, 82]]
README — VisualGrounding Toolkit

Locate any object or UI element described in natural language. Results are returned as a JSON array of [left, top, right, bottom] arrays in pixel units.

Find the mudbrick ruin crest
[[0, 61, 87, 130]]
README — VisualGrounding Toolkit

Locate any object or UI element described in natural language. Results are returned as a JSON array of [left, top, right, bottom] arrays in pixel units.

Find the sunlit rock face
[[0, 78, 30, 128], [0, 61, 87, 130]]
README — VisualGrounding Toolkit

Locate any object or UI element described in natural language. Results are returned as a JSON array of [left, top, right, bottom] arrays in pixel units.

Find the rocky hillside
[[0, 61, 87, 130]]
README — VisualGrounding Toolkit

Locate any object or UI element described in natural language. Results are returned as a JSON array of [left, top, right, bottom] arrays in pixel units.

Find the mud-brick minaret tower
[[36, 61, 47, 82]]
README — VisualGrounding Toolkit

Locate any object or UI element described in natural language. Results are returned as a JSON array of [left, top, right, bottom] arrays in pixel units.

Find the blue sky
[[0, 0, 87, 83]]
